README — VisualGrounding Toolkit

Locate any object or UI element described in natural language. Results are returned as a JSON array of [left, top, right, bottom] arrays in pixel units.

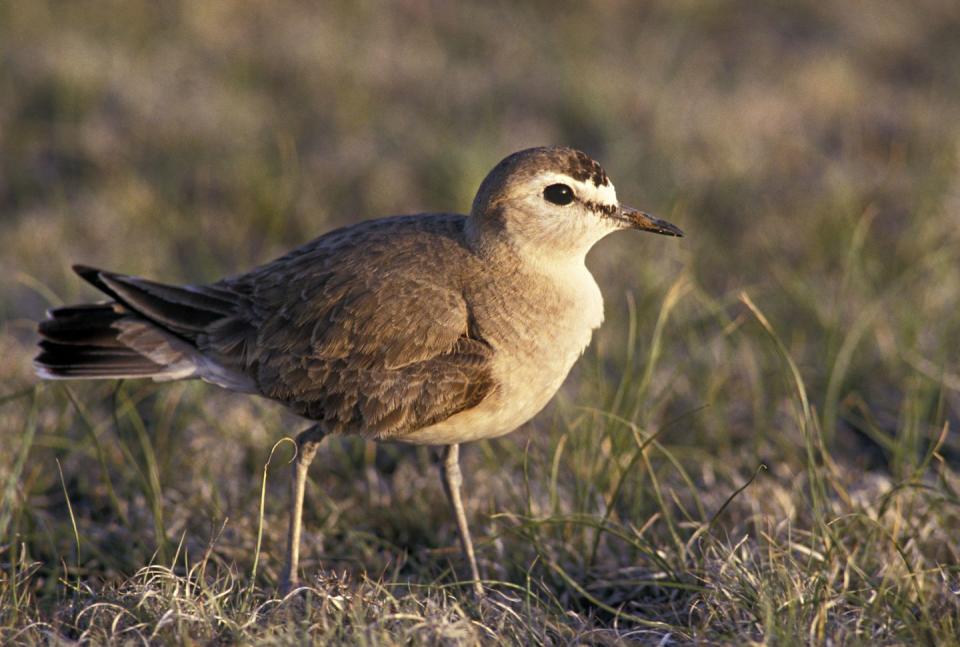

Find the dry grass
[[2, 1, 960, 644]]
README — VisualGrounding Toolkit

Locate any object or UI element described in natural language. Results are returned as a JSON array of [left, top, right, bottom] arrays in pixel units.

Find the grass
[[2, 1, 960, 644]]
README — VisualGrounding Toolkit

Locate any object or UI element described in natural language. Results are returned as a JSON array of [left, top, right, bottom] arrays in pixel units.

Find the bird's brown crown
[[470, 146, 611, 217]]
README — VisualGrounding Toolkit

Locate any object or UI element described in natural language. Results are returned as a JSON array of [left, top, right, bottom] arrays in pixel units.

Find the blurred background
[[1, 0, 959, 641]]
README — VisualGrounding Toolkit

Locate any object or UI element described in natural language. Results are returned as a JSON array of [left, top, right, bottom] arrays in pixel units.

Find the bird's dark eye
[[543, 183, 574, 206]]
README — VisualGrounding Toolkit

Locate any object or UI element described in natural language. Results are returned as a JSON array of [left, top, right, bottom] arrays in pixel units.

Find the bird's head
[[469, 146, 682, 261]]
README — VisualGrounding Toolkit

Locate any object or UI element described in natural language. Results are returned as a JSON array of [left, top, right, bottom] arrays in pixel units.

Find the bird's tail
[[35, 303, 180, 379], [34, 265, 235, 382]]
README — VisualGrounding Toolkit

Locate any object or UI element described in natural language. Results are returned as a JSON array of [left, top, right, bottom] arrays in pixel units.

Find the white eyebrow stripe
[[536, 171, 619, 207]]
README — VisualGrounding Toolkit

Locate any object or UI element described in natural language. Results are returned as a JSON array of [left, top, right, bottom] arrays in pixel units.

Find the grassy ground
[[2, 1, 960, 644]]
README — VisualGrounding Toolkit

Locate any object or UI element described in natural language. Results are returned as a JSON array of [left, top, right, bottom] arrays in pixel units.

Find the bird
[[34, 146, 683, 596]]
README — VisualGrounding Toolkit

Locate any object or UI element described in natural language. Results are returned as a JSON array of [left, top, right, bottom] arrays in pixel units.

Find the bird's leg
[[440, 443, 483, 596], [280, 424, 326, 594]]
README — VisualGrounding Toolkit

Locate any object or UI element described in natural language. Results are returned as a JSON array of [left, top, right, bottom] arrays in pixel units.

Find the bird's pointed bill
[[619, 206, 684, 237]]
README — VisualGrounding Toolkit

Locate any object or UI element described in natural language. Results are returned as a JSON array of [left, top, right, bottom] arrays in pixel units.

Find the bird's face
[[471, 147, 683, 262]]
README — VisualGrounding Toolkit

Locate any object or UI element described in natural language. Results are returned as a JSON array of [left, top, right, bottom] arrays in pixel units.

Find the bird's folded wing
[[204, 219, 497, 438]]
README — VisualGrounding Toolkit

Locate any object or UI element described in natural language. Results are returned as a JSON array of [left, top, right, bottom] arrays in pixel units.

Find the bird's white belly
[[396, 348, 584, 445]]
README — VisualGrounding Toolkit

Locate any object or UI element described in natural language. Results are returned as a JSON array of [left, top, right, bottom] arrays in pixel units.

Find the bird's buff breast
[[398, 264, 604, 445]]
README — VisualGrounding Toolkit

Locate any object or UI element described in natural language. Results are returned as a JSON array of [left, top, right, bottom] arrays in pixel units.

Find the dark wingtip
[[72, 264, 121, 297], [72, 264, 102, 281]]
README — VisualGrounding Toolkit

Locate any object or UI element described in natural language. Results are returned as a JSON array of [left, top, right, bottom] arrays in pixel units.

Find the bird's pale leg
[[440, 443, 483, 596], [280, 425, 326, 593]]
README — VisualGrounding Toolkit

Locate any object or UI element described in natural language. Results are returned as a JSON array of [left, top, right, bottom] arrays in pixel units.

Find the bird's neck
[[464, 211, 594, 277]]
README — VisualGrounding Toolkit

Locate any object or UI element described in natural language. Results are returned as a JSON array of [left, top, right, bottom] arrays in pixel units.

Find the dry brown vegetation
[[2, 1, 960, 644]]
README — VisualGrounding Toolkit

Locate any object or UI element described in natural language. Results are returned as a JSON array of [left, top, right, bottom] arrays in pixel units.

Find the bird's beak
[[619, 206, 684, 237]]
